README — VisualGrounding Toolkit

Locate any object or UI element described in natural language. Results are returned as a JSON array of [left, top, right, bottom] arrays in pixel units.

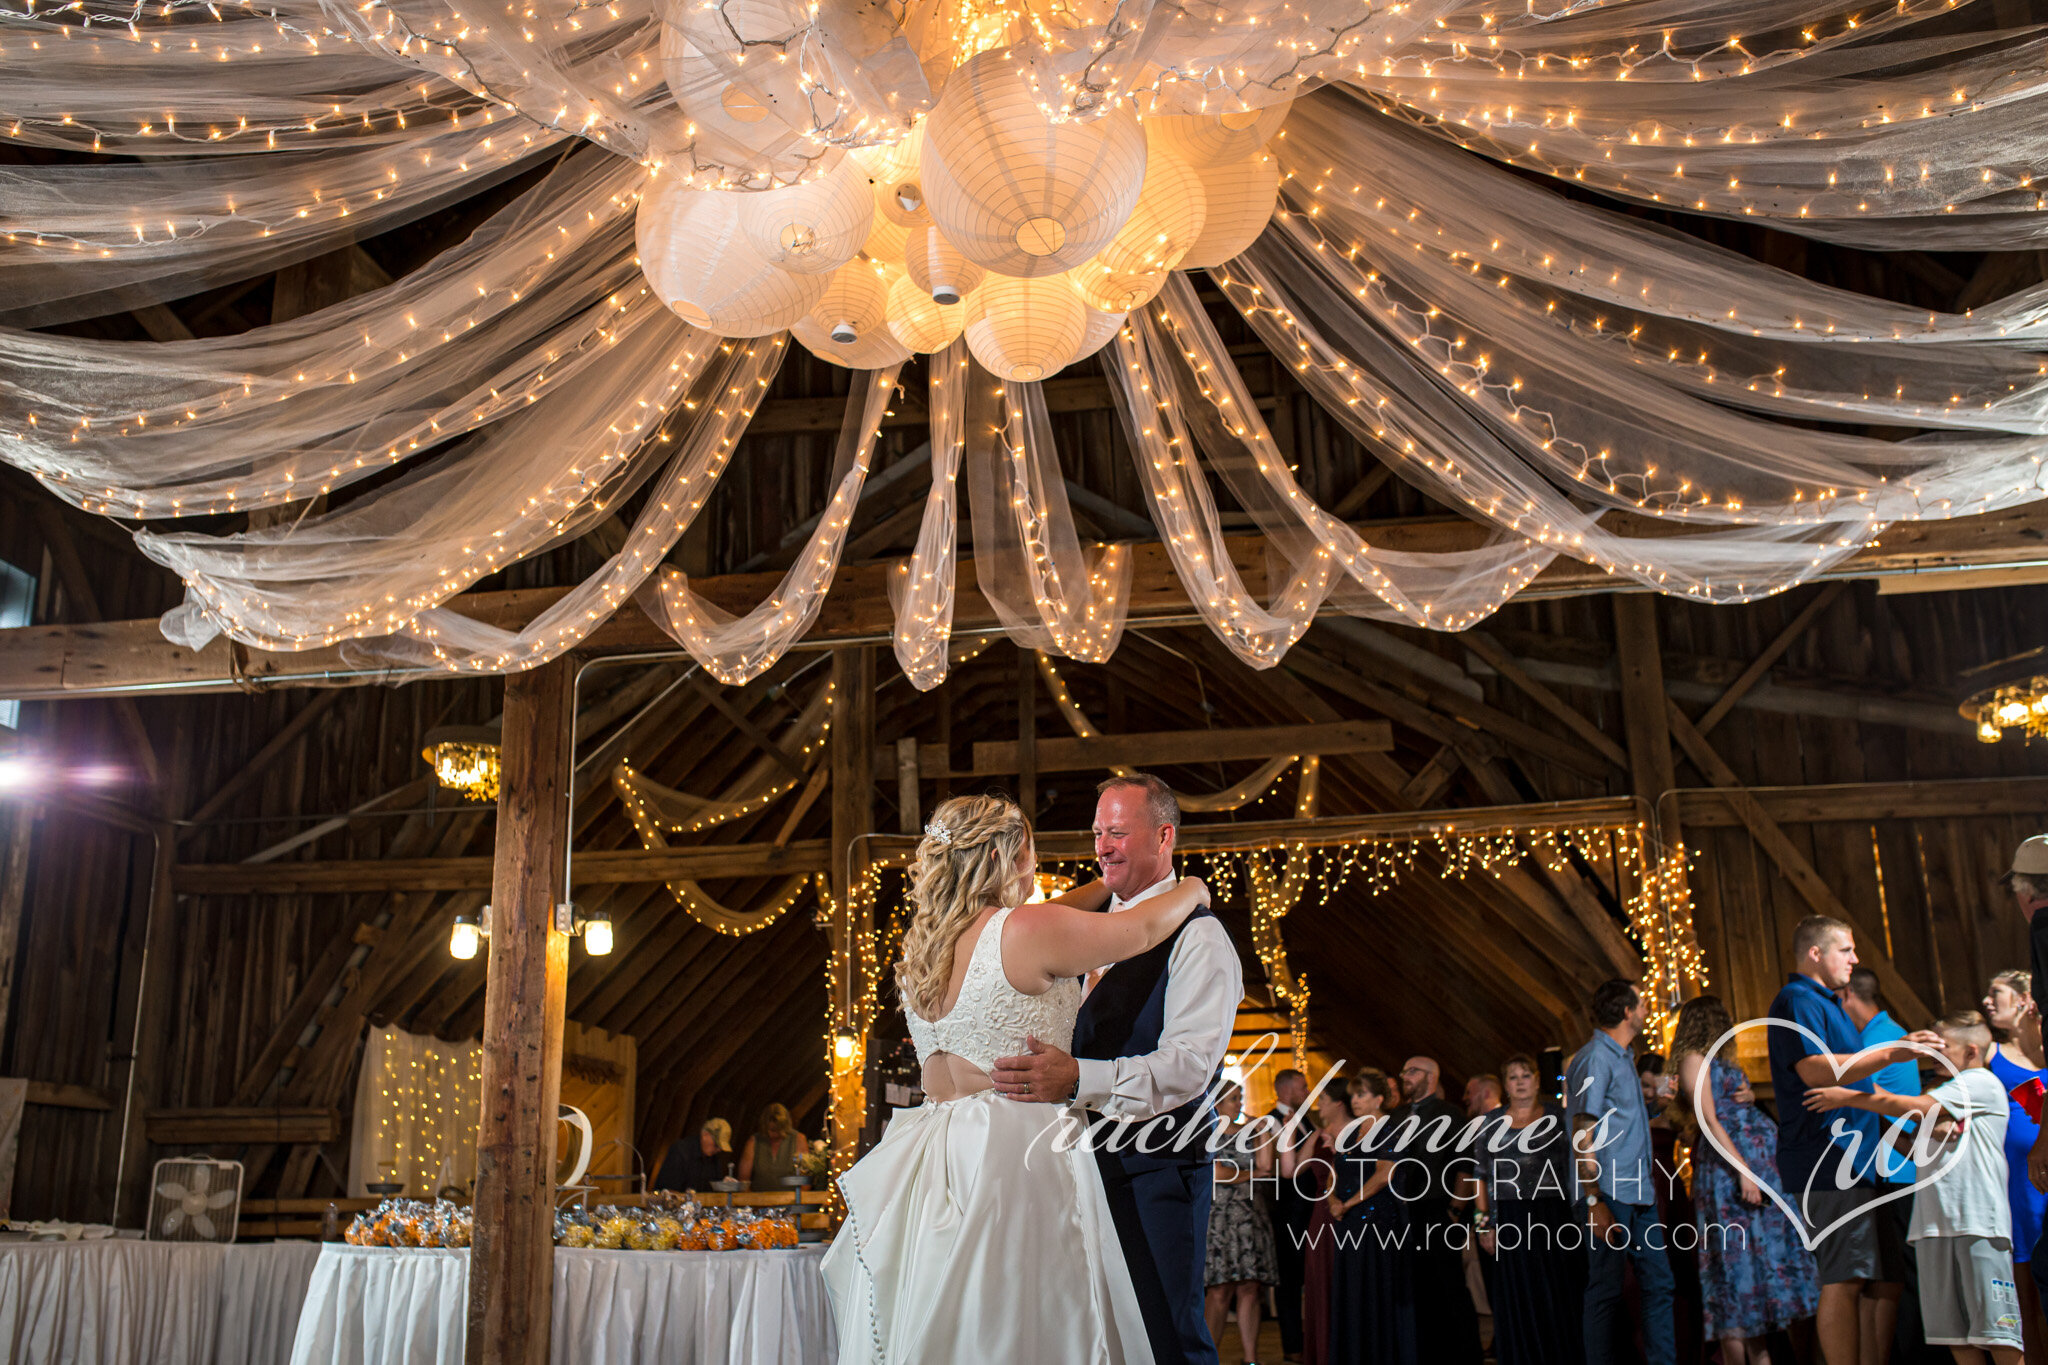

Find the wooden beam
[[13, 503, 2048, 701], [1695, 582, 1848, 738], [1674, 775, 2048, 826], [1613, 597, 1678, 802], [683, 675, 805, 779], [176, 690, 347, 841], [895, 739, 920, 835], [1460, 631, 1629, 770], [1663, 699, 1936, 1026], [172, 839, 829, 895], [828, 647, 874, 1157], [145, 1107, 338, 1145], [0, 805, 30, 1062], [467, 659, 574, 1365], [24, 1081, 114, 1110], [1017, 648, 1037, 817], [965, 721, 1393, 777], [1396, 745, 1463, 808]]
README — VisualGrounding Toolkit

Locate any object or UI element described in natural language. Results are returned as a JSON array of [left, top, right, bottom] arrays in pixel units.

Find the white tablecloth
[[290, 1244, 836, 1365], [0, 1239, 321, 1365]]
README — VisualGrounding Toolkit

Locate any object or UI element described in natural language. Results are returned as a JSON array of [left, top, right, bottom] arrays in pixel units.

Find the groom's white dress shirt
[[1074, 872, 1244, 1121]]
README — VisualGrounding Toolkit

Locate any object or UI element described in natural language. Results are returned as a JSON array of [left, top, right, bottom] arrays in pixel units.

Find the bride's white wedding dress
[[821, 907, 1155, 1364]]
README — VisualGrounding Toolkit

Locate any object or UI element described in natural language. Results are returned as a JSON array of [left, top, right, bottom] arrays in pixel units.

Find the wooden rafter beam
[[961, 720, 1392, 777], [172, 839, 829, 894], [11, 502, 2048, 700], [1694, 582, 1848, 737]]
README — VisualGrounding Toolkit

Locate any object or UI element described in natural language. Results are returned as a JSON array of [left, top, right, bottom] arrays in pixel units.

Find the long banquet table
[[289, 1242, 836, 1365], [0, 1238, 322, 1364]]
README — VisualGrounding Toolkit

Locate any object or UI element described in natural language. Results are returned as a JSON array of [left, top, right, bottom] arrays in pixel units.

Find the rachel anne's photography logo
[[1695, 1018, 1965, 1251], [1022, 1024, 1976, 1253]]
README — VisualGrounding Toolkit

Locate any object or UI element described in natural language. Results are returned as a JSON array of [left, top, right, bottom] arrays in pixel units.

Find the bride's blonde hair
[[895, 794, 1034, 1019]]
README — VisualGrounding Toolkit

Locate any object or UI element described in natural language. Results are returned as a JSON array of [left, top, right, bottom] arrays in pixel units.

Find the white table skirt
[[0, 1239, 321, 1365], [290, 1243, 836, 1365]]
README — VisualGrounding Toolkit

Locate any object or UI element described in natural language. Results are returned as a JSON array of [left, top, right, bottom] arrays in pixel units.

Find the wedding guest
[[654, 1117, 732, 1191], [1569, 979, 1676, 1365], [1388, 1056, 1484, 1365], [1292, 1088, 1352, 1365], [1472, 1053, 1584, 1365], [1207, 1081, 1281, 1365], [1465, 1073, 1504, 1119], [1331, 1069, 1407, 1365], [1845, 966, 1935, 1365], [1984, 969, 2048, 1363], [1640, 1050, 1704, 1365], [1670, 994, 1819, 1365], [739, 1102, 808, 1190], [1769, 916, 1937, 1365], [1267, 1068, 1316, 1363]]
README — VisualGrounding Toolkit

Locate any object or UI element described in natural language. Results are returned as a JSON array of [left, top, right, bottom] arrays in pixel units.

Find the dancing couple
[[821, 772, 1243, 1364]]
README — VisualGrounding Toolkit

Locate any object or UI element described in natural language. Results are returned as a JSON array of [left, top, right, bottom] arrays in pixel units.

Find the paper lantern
[[737, 156, 875, 274], [905, 225, 985, 305], [637, 179, 825, 336], [656, 26, 814, 186], [1069, 305, 1127, 365], [921, 49, 1148, 277], [886, 274, 964, 353], [1177, 151, 1279, 270], [861, 125, 931, 231], [964, 273, 1086, 382], [1141, 98, 1291, 169], [792, 315, 914, 370], [1072, 144, 1205, 311], [862, 212, 912, 268], [811, 259, 891, 343]]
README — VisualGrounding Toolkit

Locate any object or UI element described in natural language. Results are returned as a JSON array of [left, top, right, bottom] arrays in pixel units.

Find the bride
[[821, 793, 1211, 1364]]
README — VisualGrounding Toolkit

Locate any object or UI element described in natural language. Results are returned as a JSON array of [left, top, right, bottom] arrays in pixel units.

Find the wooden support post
[[0, 804, 31, 1062], [466, 660, 574, 1365], [896, 739, 921, 835], [828, 648, 875, 1160], [1017, 647, 1037, 818], [1612, 597, 1678, 802]]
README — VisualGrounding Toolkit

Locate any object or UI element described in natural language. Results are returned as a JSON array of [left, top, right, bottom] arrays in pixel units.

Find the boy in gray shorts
[[1808, 1010, 2022, 1363]]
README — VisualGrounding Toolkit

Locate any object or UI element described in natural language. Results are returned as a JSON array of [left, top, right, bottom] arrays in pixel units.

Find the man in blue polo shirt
[[1770, 914, 1942, 1365]]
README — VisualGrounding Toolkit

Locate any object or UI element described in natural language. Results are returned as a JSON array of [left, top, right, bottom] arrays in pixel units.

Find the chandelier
[[1959, 651, 2048, 744], [634, 0, 1346, 380], [422, 726, 504, 802]]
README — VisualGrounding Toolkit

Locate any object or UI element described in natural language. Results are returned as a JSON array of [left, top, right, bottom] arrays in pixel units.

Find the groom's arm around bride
[[992, 773, 1244, 1365]]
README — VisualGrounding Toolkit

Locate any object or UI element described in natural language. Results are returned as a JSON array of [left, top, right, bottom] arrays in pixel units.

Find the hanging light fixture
[[1958, 650, 2048, 745], [422, 725, 503, 803]]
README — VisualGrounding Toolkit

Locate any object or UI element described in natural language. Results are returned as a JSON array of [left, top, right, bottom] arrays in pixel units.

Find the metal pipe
[[111, 820, 166, 1227]]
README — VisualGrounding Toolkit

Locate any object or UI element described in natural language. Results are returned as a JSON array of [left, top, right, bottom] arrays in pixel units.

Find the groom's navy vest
[[1071, 907, 1222, 1173]]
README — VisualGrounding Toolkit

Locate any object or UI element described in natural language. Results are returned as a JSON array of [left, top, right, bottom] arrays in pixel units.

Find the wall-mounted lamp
[[553, 902, 614, 956], [450, 905, 493, 960], [833, 1032, 857, 1062]]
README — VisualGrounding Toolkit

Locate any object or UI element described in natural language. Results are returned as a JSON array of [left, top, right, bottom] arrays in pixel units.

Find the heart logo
[[1693, 1019, 1963, 1252]]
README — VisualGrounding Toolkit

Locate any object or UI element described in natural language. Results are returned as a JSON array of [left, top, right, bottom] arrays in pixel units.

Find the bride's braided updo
[[895, 794, 1034, 1020]]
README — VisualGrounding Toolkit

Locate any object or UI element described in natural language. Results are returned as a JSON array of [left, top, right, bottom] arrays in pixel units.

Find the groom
[[993, 773, 1243, 1365]]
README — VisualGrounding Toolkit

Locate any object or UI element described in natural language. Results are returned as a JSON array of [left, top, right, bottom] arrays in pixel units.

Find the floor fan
[[148, 1158, 242, 1242]]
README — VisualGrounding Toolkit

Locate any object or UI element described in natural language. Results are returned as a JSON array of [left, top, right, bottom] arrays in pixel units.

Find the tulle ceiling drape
[[7, 0, 2048, 685]]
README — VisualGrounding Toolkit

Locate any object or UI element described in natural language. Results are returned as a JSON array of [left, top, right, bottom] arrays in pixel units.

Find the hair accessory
[[923, 819, 953, 846]]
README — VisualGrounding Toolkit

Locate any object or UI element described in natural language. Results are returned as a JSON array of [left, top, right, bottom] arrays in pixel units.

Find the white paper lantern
[[861, 125, 932, 230], [1069, 305, 1127, 365], [905, 225, 985, 305], [811, 259, 891, 343], [738, 156, 875, 274], [656, 26, 815, 186], [637, 179, 826, 336], [921, 49, 1148, 277], [862, 212, 912, 268], [964, 273, 1086, 382], [886, 274, 964, 353], [1072, 144, 1205, 311], [1141, 98, 1291, 170], [1177, 150, 1279, 270], [793, 315, 914, 370]]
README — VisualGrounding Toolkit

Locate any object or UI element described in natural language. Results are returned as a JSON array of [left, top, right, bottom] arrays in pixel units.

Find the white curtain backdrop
[[347, 1027, 482, 1199]]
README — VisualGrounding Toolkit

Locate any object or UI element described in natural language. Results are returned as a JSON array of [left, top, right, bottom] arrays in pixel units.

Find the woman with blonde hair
[[821, 793, 1210, 1364], [1668, 993, 1818, 1365], [740, 1102, 807, 1189]]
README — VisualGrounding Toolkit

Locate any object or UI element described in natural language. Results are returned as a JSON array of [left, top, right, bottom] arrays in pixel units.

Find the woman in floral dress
[[1206, 1081, 1280, 1363], [1669, 994, 1820, 1365]]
